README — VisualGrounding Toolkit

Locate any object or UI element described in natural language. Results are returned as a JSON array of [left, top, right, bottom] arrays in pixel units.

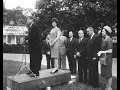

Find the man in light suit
[[58, 31, 67, 69]]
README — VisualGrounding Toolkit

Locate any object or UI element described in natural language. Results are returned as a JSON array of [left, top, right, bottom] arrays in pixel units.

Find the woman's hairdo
[[51, 18, 59, 24], [103, 26, 112, 34], [103, 26, 112, 36]]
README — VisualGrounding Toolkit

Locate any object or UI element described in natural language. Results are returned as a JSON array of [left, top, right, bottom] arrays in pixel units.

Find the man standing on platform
[[76, 30, 88, 84], [43, 34, 54, 69], [86, 27, 101, 88], [58, 31, 67, 70], [26, 16, 43, 77]]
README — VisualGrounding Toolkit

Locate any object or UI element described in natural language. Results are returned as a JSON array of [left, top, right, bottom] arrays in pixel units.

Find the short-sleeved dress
[[101, 36, 113, 79], [49, 27, 61, 58]]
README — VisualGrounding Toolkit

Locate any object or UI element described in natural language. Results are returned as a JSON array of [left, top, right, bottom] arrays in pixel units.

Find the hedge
[[3, 44, 45, 54], [3, 43, 117, 58]]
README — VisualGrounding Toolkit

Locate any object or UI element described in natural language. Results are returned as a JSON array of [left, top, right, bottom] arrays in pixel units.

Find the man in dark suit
[[26, 16, 42, 77], [86, 27, 101, 88], [66, 31, 77, 78], [76, 30, 88, 84], [43, 34, 54, 69]]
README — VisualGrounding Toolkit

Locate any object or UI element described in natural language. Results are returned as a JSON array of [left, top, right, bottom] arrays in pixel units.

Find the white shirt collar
[[30, 22, 34, 27], [79, 37, 83, 41], [91, 33, 95, 39], [70, 37, 73, 41]]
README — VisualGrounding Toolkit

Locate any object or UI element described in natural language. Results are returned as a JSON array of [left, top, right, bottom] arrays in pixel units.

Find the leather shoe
[[30, 74, 39, 77], [26, 71, 32, 75], [50, 68, 58, 74], [83, 81, 87, 84], [92, 84, 99, 88]]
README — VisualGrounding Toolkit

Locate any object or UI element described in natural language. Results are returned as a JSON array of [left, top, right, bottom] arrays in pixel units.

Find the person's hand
[[76, 52, 80, 57], [97, 51, 103, 56], [25, 40, 28, 43], [74, 55, 76, 58], [47, 51, 50, 55], [24, 40, 28, 44], [50, 43, 52, 46], [93, 57, 97, 61], [50, 42, 54, 47]]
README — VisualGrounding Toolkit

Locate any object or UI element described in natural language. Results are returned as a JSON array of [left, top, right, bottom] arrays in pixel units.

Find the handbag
[[99, 53, 107, 65]]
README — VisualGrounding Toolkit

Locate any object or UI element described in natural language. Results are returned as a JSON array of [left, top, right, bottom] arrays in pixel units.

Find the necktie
[[30, 22, 33, 27], [90, 36, 92, 40], [79, 38, 81, 43], [46, 40, 48, 45]]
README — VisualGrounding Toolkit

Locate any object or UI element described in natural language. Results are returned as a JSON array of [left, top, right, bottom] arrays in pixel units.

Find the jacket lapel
[[89, 34, 95, 43], [79, 38, 84, 46]]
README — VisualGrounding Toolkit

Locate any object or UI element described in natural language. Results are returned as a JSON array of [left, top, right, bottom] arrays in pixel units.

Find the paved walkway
[[3, 53, 117, 77]]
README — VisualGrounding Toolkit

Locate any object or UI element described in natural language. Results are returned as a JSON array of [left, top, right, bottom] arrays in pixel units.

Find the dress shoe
[[106, 87, 112, 90], [71, 75, 76, 79], [79, 81, 83, 84], [68, 80, 74, 84], [26, 71, 32, 75], [30, 73, 39, 77], [50, 68, 58, 74], [83, 81, 87, 84], [92, 84, 99, 88], [46, 86, 51, 90]]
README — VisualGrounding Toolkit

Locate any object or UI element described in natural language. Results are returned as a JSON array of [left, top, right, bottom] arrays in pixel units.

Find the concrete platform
[[7, 69, 71, 90], [3, 53, 117, 77]]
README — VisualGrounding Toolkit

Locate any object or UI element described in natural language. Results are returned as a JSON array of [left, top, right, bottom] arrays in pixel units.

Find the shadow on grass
[[3, 60, 117, 90]]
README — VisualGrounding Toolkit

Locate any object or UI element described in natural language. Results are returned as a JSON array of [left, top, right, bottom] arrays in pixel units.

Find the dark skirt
[[101, 54, 112, 79]]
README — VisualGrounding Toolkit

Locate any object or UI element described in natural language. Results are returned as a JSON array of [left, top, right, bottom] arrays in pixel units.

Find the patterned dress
[[101, 36, 113, 79], [49, 27, 61, 58]]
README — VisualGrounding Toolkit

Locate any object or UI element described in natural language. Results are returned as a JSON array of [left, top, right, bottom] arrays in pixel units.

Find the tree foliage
[[3, 6, 29, 26], [35, 0, 117, 34]]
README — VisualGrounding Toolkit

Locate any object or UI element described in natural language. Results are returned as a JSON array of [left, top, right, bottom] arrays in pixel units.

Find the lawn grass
[[3, 60, 117, 90]]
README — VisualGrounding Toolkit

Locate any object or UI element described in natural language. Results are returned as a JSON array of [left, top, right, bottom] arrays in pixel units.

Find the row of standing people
[[26, 17, 113, 90], [43, 18, 113, 90], [43, 27, 100, 87]]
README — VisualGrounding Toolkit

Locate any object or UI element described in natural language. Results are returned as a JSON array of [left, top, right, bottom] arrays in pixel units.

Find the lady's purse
[[99, 53, 107, 65]]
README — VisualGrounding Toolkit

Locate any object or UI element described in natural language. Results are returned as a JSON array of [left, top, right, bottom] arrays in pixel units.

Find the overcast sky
[[3, 0, 36, 10]]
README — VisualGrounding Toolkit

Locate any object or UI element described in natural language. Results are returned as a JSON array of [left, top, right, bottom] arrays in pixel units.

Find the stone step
[[7, 69, 71, 90]]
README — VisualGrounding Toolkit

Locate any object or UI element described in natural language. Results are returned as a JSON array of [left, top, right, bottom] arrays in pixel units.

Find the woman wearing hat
[[97, 26, 113, 90], [49, 18, 61, 73]]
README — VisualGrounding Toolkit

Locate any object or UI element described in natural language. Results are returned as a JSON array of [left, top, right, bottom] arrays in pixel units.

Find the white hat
[[103, 26, 112, 33]]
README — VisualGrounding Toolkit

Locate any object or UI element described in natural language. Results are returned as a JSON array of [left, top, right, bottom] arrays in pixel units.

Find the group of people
[[26, 17, 113, 90]]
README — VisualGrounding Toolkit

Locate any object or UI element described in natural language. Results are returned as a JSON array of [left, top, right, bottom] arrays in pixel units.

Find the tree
[[3, 6, 28, 26], [35, 0, 117, 38]]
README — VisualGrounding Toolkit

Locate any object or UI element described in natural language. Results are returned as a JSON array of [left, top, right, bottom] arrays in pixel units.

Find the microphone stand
[[12, 26, 36, 79]]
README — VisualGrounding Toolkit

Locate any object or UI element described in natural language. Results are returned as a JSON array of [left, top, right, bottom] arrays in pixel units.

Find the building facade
[[3, 25, 28, 45]]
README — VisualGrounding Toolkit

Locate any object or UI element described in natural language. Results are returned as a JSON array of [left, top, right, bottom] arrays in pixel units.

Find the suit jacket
[[86, 34, 101, 60], [76, 37, 87, 57], [43, 40, 50, 55], [27, 22, 42, 51], [59, 35, 67, 55], [66, 37, 77, 56]]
